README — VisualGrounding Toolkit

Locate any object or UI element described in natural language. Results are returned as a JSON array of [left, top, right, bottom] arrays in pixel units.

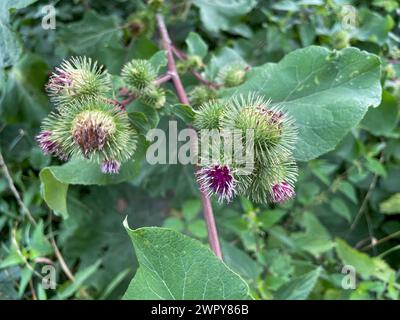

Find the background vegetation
[[0, 0, 399, 300]]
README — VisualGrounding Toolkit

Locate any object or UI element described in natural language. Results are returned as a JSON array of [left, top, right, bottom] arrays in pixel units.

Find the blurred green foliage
[[0, 0, 399, 300]]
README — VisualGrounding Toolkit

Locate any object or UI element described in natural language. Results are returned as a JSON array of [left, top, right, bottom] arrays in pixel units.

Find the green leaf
[[275, 267, 322, 300], [0, 21, 22, 68], [57, 260, 101, 300], [365, 157, 387, 177], [39, 168, 69, 219], [335, 239, 395, 282], [30, 220, 53, 259], [0, 0, 38, 22], [0, 53, 49, 125], [380, 193, 400, 215], [127, 100, 160, 128], [57, 11, 125, 73], [128, 111, 152, 135], [39, 142, 145, 217], [351, 8, 394, 45], [182, 199, 201, 222], [338, 181, 358, 204], [221, 241, 262, 281], [329, 197, 352, 222], [163, 217, 185, 232], [291, 212, 334, 257], [258, 209, 286, 230], [361, 91, 398, 136], [149, 50, 167, 72], [173, 104, 195, 123], [187, 219, 207, 239], [185, 32, 208, 59], [193, 0, 257, 35], [41, 156, 142, 186], [222, 46, 382, 161], [123, 223, 251, 300]]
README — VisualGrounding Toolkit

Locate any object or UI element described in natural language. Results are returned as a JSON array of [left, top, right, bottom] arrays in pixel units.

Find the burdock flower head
[[217, 61, 247, 88], [271, 182, 295, 203], [38, 99, 137, 174], [121, 59, 157, 92], [46, 57, 111, 105], [193, 100, 226, 130], [140, 85, 166, 109], [194, 93, 298, 205], [197, 164, 236, 202], [189, 85, 217, 108], [222, 93, 297, 164]]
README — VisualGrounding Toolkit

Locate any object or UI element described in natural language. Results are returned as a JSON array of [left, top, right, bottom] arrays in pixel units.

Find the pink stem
[[156, 14, 223, 260], [172, 45, 221, 89], [155, 73, 172, 85]]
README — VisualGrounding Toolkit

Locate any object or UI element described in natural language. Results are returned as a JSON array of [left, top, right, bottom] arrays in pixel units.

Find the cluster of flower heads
[[194, 93, 297, 205], [37, 57, 139, 174]]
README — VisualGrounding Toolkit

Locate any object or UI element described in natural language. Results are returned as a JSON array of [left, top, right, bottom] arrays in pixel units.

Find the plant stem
[[0, 150, 37, 226], [155, 73, 172, 85], [156, 14, 223, 259], [171, 45, 221, 89]]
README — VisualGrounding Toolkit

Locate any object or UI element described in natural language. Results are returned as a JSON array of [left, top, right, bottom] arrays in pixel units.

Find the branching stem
[[156, 14, 223, 259]]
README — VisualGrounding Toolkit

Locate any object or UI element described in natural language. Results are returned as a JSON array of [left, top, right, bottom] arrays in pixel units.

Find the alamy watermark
[[41, 4, 56, 30], [340, 5, 357, 31], [341, 265, 357, 290], [146, 121, 255, 174], [41, 265, 56, 290]]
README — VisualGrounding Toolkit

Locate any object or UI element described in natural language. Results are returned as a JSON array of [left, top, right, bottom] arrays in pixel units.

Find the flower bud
[[193, 100, 225, 130], [140, 86, 166, 109], [186, 55, 204, 70], [333, 30, 350, 49], [271, 182, 295, 203], [189, 86, 217, 108], [218, 62, 247, 87], [176, 61, 189, 74], [126, 10, 155, 38], [121, 59, 157, 92]]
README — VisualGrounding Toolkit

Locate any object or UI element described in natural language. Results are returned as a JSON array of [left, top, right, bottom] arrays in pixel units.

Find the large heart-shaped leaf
[[39, 139, 146, 218], [222, 46, 382, 161], [123, 223, 251, 300]]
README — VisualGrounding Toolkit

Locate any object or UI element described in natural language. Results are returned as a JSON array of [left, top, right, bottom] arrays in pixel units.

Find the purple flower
[[36, 131, 58, 155], [101, 160, 121, 174], [257, 106, 283, 124], [271, 182, 295, 203], [73, 118, 109, 157], [197, 164, 235, 202], [46, 68, 73, 94]]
